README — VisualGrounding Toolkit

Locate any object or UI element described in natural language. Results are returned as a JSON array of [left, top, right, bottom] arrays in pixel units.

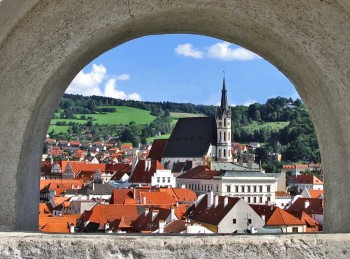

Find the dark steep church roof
[[162, 117, 217, 158]]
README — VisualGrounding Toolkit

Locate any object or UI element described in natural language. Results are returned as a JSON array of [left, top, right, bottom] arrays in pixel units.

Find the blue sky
[[66, 34, 299, 106]]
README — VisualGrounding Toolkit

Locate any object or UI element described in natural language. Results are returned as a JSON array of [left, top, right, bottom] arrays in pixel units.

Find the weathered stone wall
[[0, 1, 349, 233], [0, 233, 349, 259]]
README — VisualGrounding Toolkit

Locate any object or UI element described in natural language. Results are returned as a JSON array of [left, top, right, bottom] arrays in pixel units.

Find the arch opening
[[0, 0, 349, 233]]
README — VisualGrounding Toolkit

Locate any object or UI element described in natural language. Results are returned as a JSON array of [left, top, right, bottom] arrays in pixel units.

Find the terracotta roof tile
[[79, 204, 139, 227], [129, 160, 164, 184], [164, 220, 187, 233], [190, 195, 240, 226], [287, 198, 324, 215], [177, 166, 220, 180], [266, 208, 305, 226]]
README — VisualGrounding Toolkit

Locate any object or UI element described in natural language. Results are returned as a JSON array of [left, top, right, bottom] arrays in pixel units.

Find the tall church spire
[[217, 73, 231, 118], [220, 76, 228, 111], [216, 74, 232, 162]]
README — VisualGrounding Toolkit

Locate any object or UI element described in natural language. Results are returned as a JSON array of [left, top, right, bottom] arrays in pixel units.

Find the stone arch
[[0, 1, 349, 232]]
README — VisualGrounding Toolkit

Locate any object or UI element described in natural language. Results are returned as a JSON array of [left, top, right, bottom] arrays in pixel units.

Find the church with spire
[[216, 77, 232, 162], [160, 77, 233, 170]]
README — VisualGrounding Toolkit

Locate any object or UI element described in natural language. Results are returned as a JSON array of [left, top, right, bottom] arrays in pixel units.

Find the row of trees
[[53, 94, 320, 165]]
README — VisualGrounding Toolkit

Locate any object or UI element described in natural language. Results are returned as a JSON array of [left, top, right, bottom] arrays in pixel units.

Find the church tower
[[216, 76, 232, 162]]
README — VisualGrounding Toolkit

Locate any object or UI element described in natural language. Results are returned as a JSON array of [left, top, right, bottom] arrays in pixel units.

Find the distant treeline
[[55, 94, 320, 164]]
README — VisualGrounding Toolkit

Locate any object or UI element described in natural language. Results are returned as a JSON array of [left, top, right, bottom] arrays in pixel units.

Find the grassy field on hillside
[[170, 112, 206, 119], [147, 134, 171, 143], [76, 106, 155, 125], [242, 121, 289, 132], [48, 106, 156, 133]]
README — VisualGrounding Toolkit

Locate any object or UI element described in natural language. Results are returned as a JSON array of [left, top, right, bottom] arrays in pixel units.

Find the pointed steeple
[[217, 73, 231, 118], [220, 76, 228, 111]]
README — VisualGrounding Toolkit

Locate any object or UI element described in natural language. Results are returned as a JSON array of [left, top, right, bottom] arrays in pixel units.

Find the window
[[219, 149, 221, 157], [224, 149, 226, 157], [267, 196, 271, 202], [157, 177, 160, 183], [247, 197, 251, 203], [168, 177, 170, 183], [259, 186, 263, 192], [224, 132, 226, 141], [219, 132, 222, 141], [241, 186, 245, 192], [247, 186, 251, 192], [267, 186, 271, 192], [248, 219, 252, 224], [253, 197, 257, 203], [224, 118, 226, 127], [233, 219, 236, 224], [227, 185, 231, 193], [259, 197, 263, 203], [292, 227, 298, 233], [162, 177, 165, 183], [217, 185, 219, 192], [235, 186, 239, 192], [253, 186, 257, 192]]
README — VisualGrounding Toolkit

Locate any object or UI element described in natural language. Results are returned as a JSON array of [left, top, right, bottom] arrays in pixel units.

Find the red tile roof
[[80, 204, 139, 228], [291, 175, 323, 184], [129, 160, 164, 184], [60, 161, 106, 174], [40, 179, 84, 195], [39, 214, 80, 233], [159, 188, 197, 203], [275, 191, 291, 199], [139, 192, 177, 205], [266, 208, 305, 226], [38, 203, 53, 215], [132, 207, 173, 232], [109, 189, 134, 204], [190, 195, 240, 226], [177, 166, 220, 179], [307, 190, 324, 198], [163, 220, 187, 233], [287, 198, 324, 215], [288, 211, 322, 232]]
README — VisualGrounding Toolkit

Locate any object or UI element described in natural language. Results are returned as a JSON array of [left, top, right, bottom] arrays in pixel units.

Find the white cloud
[[66, 64, 141, 101], [116, 74, 130, 81], [175, 41, 261, 61], [104, 78, 141, 101], [207, 42, 261, 61], [243, 100, 257, 106], [174, 43, 204, 59]]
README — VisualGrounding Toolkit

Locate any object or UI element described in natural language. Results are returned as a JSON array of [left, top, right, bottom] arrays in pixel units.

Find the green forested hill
[[49, 94, 320, 164]]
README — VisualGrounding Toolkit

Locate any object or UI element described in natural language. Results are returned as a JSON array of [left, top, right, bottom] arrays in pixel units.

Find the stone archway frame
[[0, 1, 349, 232]]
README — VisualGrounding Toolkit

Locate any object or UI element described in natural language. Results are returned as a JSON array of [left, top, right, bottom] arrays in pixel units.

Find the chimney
[[143, 196, 147, 204], [144, 207, 149, 217], [207, 191, 214, 208], [92, 182, 95, 191], [170, 206, 175, 221], [69, 224, 75, 234], [224, 197, 228, 207], [159, 220, 165, 234], [104, 222, 110, 233], [239, 157, 243, 166], [247, 159, 252, 170], [305, 200, 310, 208], [214, 195, 219, 208], [181, 184, 185, 189]]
